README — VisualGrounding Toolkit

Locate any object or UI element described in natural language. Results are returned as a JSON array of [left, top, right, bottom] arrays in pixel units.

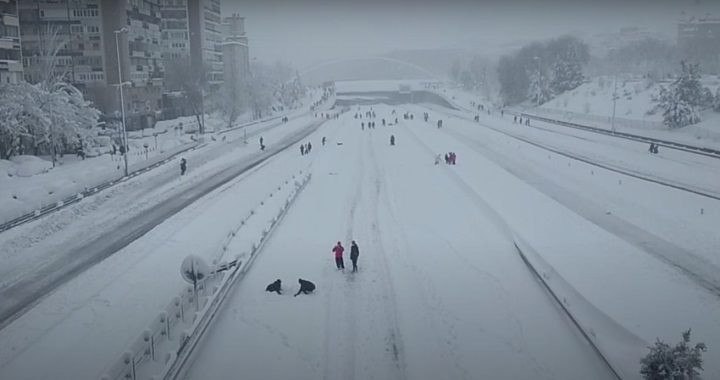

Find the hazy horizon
[[223, 0, 720, 69]]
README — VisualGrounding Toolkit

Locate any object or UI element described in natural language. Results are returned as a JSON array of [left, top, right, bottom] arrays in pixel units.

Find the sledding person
[[294, 278, 316, 296], [180, 157, 187, 175], [266, 279, 282, 295], [333, 241, 345, 270], [350, 241, 360, 272]]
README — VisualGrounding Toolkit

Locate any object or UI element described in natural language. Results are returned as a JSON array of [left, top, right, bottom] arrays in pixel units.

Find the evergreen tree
[[660, 61, 703, 128], [640, 330, 706, 380]]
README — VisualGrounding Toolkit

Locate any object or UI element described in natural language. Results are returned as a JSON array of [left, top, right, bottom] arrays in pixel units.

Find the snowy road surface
[[0, 117, 323, 328], [0, 116, 329, 380], [184, 106, 613, 380]]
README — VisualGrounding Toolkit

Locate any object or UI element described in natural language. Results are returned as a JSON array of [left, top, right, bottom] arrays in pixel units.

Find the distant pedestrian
[[362, 122, 365, 130], [350, 241, 360, 272], [307, 142, 312, 153], [180, 157, 187, 175], [333, 241, 345, 270], [322, 136, 326, 146], [525, 118, 530, 126], [382, 119, 386, 126], [514, 115, 517, 123], [390, 135, 395, 146], [300, 145, 305, 155]]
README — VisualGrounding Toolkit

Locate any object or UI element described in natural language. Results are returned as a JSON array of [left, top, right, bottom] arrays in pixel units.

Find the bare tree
[[163, 59, 208, 133]]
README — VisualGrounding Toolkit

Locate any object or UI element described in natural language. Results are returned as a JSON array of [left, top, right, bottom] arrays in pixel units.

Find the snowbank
[[9, 156, 52, 177], [0, 160, 17, 177]]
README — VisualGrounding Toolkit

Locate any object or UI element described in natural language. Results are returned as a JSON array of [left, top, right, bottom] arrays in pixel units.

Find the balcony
[[0, 59, 22, 72], [2, 13, 18, 27]]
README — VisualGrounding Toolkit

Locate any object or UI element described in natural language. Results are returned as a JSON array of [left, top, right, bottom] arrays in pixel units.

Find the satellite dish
[[181, 255, 210, 285]]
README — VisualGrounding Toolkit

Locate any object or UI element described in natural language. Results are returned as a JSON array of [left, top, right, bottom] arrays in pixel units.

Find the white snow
[[0, 91, 718, 380]]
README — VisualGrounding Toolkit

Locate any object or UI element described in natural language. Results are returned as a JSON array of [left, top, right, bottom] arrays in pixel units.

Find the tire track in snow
[[322, 126, 364, 380], [366, 134, 408, 379], [370, 128, 473, 380]]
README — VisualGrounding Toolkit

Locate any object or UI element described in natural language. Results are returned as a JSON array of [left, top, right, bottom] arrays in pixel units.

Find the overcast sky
[[223, 0, 720, 69]]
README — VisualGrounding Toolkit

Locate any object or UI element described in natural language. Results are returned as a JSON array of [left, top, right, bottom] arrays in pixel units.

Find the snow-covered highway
[[182, 106, 616, 380]]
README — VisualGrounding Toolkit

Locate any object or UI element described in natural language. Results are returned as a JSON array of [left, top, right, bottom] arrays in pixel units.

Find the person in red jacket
[[332, 241, 345, 270]]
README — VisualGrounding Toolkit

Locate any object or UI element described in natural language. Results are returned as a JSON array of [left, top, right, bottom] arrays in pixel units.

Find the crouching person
[[266, 279, 282, 295], [294, 278, 316, 296]]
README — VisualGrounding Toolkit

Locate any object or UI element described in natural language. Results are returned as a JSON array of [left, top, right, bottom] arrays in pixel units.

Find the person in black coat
[[294, 278, 316, 296], [350, 241, 360, 272], [266, 279, 282, 295]]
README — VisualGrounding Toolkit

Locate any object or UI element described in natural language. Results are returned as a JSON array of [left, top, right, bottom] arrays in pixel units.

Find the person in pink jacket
[[332, 241, 345, 270]]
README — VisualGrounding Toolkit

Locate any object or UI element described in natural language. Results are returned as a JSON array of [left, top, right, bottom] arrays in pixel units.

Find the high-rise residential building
[[222, 13, 249, 90], [188, 0, 222, 88], [19, 1, 104, 86], [19, 0, 164, 130], [678, 14, 720, 73], [0, 0, 23, 84], [160, 0, 190, 62]]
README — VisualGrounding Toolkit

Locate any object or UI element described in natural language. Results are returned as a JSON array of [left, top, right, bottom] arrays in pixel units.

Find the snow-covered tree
[[551, 53, 584, 94], [659, 61, 703, 128], [0, 82, 99, 160], [527, 67, 553, 105], [640, 330, 706, 380]]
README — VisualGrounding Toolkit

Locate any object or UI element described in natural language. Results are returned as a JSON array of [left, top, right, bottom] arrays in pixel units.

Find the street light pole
[[611, 74, 618, 134], [115, 27, 129, 176]]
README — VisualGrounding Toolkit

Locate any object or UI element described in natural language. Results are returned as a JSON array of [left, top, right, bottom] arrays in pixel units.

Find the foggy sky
[[223, 0, 720, 69]]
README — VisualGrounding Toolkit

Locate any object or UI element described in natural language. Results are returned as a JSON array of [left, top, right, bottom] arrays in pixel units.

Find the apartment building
[[0, 0, 22, 84]]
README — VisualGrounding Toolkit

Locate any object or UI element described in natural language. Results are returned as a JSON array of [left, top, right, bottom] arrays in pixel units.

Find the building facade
[[19, 0, 164, 130], [188, 0, 222, 88], [678, 15, 720, 73], [222, 14, 249, 92], [0, 0, 23, 84]]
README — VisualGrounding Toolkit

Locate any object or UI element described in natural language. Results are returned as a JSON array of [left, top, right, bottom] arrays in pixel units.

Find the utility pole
[[611, 74, 619, 134], [114, 27, 130, 176]]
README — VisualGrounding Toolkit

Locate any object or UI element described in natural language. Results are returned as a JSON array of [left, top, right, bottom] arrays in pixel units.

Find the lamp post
[[114, 27, 130, 176], [611, 74, 619, 134]]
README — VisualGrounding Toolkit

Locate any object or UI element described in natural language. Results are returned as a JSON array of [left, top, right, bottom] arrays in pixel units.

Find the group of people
[[403, 112, 414, 120], [444, 152, 457, 165], [300, 141, 313, 155], [332, 241, 361, 272], [266, 278, 316, 297], [437, 119, 443, 129], [513, 115, 530, 126], [354, 110, 377, 119], [315, 112, 339, 120], [361, 121, 378, 130], [648, 143, 660, 154]]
